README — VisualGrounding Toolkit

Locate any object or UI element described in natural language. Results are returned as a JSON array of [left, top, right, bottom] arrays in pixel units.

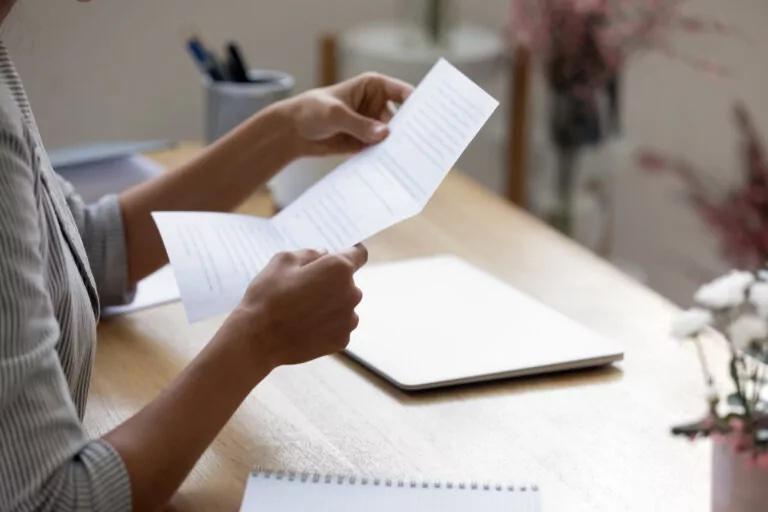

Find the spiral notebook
[[239, 470, 541, 511]]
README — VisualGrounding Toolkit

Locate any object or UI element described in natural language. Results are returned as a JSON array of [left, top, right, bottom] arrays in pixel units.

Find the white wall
[[616, 0, 768, 304], [0, 0, 509, 148], [3, 0, 768, 306]]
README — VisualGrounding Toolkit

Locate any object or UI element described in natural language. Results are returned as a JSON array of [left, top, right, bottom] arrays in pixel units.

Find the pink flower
[[637, 104, 768, 269], [636, 150, 669, 172], [508, 0, 731, 81]]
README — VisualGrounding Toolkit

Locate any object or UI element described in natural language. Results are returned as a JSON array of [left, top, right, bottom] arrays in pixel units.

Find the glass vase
[[529, 81, 621, 257], [398, 0, 455, 47]]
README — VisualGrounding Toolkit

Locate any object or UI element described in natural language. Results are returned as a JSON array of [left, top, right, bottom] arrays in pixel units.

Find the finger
[[292, 248, 327, 266], [379, 100, 399, 123], [329, 103, 389, 144], [350, 286, 363, 307], [373, 75, 413, 103], [304, 244, 368, 275], [338, 244, 368, 272], [323, 133, 368, 154]]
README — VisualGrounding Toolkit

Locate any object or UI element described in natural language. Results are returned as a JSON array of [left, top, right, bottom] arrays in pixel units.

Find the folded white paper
[[55, 151, 183, 316], [57, 154, 165, 204], [154, 59, 499, 322], [102, 265, 180, 318]]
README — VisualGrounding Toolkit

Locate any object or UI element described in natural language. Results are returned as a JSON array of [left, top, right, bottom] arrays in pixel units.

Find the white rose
[[672, 308, 713, 339], [727, 313, 768, 352], [750, 281, 768, 318], [694, 270, 754, 309]]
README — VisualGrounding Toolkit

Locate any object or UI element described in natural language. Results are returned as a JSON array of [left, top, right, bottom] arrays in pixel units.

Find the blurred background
[[3, 0, 767, 306]]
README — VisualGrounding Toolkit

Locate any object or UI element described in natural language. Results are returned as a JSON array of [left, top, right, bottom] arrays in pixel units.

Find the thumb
[[338, 244, 368, 272], [292, 248, 328, 266], [330, 104, 389, 144]]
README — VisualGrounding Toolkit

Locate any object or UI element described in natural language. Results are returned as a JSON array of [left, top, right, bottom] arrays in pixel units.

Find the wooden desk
[[86, 145, 717, 511]]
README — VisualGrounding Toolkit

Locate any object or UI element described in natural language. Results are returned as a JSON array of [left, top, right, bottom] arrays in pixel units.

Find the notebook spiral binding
[[252, 468, 539, 494]]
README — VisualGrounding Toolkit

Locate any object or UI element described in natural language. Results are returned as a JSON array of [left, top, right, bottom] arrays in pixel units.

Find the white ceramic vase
[[711, 438, 768, 512]]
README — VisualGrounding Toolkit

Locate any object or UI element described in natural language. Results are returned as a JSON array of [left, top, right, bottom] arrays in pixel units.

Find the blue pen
[[187, 37, 224, 82]]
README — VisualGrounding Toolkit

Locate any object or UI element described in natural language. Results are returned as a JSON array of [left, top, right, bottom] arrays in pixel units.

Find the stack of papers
[[52, 143, 181, 317], [153, 59, 499, 322], [102, 265, 180, 318]]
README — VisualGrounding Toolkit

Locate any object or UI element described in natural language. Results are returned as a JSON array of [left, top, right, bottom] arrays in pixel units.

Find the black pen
[[226, 42, 251, 83]]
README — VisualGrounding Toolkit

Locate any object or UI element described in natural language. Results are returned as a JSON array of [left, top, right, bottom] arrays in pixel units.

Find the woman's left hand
[[285, 72, 413, 157]]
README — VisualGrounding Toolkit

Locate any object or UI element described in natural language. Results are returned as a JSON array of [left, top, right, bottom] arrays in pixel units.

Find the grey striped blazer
[[0, 42, 133, 511]]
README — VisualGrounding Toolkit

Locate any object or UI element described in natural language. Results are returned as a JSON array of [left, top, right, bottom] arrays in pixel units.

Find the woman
[[0, 2, 413, 511]]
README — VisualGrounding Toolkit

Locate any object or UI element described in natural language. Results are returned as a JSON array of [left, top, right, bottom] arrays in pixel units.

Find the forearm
[[119, 101, 299, 284], [102, 233, 367, 510], [103, 318, 271, 512]]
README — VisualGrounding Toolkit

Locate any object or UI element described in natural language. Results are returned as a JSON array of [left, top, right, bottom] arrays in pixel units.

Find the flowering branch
[[672, 270, 768, 457], [508, 0, 735, 87], [637, 103, 768, 270]]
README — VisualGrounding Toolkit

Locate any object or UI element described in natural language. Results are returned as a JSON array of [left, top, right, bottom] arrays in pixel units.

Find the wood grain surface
[[84, 144, 721, 511]]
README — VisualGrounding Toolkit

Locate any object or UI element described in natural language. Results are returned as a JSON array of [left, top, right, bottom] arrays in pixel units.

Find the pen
[[187, 37, 224, 82], [226, 42, 251, 83]]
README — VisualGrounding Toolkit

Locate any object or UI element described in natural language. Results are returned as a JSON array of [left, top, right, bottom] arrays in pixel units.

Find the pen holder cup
[[204, 70, 294, 143]]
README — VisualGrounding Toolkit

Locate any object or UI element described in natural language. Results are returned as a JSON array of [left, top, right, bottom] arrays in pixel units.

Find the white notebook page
[[240, 472, 541, 512]]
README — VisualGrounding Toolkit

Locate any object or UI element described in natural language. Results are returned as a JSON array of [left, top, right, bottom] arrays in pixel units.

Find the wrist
[[211, 307, 277, 389], [263, 98, 304, 162]]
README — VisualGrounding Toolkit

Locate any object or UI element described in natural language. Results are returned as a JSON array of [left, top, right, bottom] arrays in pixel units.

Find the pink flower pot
[[712, 437, 768, 511]]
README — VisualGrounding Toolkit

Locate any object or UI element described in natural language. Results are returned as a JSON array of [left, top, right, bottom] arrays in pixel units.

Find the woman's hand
[[104, 244, 367, 512], [119, 73, 409, 284], [285, 73, 413, 157], [219, 245, 367, 376]]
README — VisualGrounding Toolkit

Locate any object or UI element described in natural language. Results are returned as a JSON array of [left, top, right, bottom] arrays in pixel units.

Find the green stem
[[750, 361, 761, 411], [693, 335, 717, 400], [552, 146, 578, 236], [425, 0, 444, 44], [755, 363, 766, 410], [731, 356, 753, 421]]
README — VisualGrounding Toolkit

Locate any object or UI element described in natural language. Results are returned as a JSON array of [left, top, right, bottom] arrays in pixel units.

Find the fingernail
[[370, 123, 388, 140]]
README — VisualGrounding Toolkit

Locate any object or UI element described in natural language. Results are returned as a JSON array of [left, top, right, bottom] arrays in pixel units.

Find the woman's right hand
[[103, 245, 366, 511], [219, 245, 367, 375]]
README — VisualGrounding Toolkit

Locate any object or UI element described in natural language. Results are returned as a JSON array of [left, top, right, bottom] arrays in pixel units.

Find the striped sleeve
[[0, 121, 132, 512], [54, 176, 135, 307]]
